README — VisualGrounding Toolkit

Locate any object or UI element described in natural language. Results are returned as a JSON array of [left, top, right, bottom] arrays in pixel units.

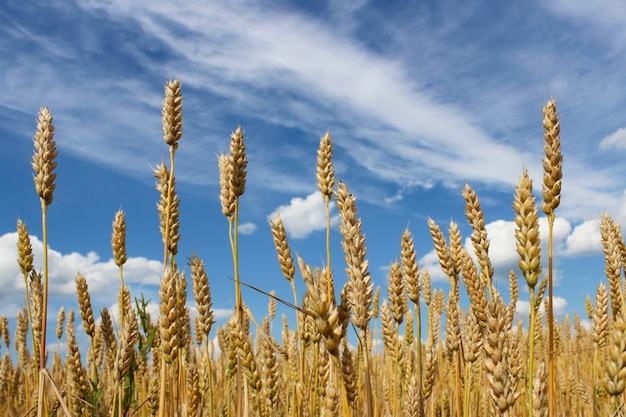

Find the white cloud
[[599, 127, 626, 151], [0, 232, 162, 311], [516, 296, 568, 317], [422, 215, 580, 285], [563, 219, 601, 255], [418, 250, 448, 283], [268, 192, 338, 239], [3, 0, 625, 225], [238, 222, 257, 235], [461, 217, 570, 278], [482, 219, 518, 268]]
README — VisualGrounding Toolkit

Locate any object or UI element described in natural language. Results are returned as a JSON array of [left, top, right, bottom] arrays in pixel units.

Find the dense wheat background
[[1, 80, 625, 417]]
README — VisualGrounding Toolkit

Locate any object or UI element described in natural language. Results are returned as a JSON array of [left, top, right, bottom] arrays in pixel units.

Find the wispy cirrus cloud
[[3, 0, 626, 226]]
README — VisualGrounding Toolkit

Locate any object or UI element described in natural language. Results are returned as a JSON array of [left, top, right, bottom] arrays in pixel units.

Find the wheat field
[[0, 79, 622, 417]]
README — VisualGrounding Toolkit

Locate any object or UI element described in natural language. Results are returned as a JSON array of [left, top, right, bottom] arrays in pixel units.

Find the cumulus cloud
[[599, 127, 626, 151], [0, 231, 237, 328], [418, 249, 448, 282], [238, 222, 257, 235], [516, 296, 568, 317], [563, 219, 601, 255], [268, 192, 338, 239], [0, 232, 162, 311], [420, 215, 578, 284]]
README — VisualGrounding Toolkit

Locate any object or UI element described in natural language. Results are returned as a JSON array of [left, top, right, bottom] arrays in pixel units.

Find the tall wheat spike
[[463, 183, 494, 297], [601, 213, 624, 318], [31, 106, 58, 374], [336, 181, 374, 416], [542, 97, 562, 417], [514, 168, 542, 417]]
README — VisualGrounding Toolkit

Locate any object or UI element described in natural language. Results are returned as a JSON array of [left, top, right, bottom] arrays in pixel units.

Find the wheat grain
[[0, 316, 8, 350], [75, 274, 95, 338], [533, 361, 548, 417], [427, 218, 455, 281], [190, 253, 215, 343], [542, 98, 562, 215], [55, 306, 65, 343], [593, 283, 609, 348], [387, 261, 407, 325], [484, 294, 517, 416], [269, 215, 296, 282], [336, 182, 373, 332], [606, 310, 626, 396], [66, 311, 88, 416], [218, 154, 236, 219], [112, 210, 127, 268], [460, 248, 487, 329], [16, 220, 33, 278], [462, 183, 494, 292], [29, 271, 42, 362], [316, 132, 335, 200], [31, 107, 57, 205], [115, 308, 138, 382], [154, 163, 181, 257], [601, 213, 624, 317], [514, 169, 542, 289], [162, 79, 183, 148], [159, 270, 179, 364]]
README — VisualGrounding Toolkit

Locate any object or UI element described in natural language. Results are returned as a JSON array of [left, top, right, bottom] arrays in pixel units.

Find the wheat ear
[[542, 97, 562, 417], [401, 226, 425, 416], [317, 132, 335, 296], [601, 213, 624, 318], [336, 181, 374, 416], [514, 168, 542, 417], [463, 183, 494, 297], [31, 106, 58, 372], [606, 310, 626, 414]]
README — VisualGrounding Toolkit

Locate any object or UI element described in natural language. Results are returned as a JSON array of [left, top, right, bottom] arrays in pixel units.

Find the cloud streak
[[2, 0, 626, 224]]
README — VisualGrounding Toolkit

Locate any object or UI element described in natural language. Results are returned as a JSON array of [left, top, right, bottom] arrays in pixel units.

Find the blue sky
[[2, 0, 626, 348]]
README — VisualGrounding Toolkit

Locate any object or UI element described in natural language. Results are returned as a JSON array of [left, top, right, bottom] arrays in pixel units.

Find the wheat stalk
[[463, 183, 494, 297], [31, 106, 58, 373], [601, 213, 624, 318], [336, 180, 374, 416], [514, 168, 542, 417], [542, 97, 562, 417]]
